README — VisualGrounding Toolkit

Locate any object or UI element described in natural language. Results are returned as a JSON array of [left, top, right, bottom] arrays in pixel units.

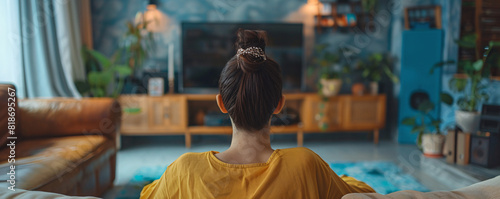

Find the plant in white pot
[[433, 38, 500, 133], [401, 100, 448, 158], [308, 44, 355, 130], [356, 53, 399, 95], [308, 43, 352, 97]]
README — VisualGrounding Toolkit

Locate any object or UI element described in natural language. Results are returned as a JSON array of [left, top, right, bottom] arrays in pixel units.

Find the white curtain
[[54, 0, 87, 83], [0, 0, 85, 98], [0, 0, 24, 97]]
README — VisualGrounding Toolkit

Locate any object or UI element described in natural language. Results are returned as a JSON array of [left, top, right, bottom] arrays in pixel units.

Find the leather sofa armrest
[[18, 98, 121, 140]]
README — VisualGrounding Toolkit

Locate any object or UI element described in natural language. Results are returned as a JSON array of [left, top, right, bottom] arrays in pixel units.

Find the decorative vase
[[320, 78, 342, 97], [351, 83, 365, 96], [422, 134, 445, 158], [455, 110, 481, 133], [369, 81, 378, 95]]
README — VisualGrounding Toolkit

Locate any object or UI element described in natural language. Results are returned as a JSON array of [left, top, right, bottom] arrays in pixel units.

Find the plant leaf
[[402, 117, 416, 126], [455, 34, 477, 48], [431, 120, 441, 127], [383, 65, 399, 83], [87, 71, 100, 87], [440, 92, 454, 106], [430, 60, 455, 74], [88, 50, 112, 69], [114, 65, 132, 77], [411, 126, 425, 133], [416, 132, 423, 149], [472, 60, 483, 71], [418, 100, 435, 113]]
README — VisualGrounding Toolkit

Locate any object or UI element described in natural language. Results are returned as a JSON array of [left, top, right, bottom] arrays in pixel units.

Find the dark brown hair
[[219, 29, 283, 131]]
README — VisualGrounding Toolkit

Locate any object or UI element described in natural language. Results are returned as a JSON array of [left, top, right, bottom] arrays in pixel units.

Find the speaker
[[470, 132, 500, 168], [480, 104, 500, 134], [398, 30, 443, 143]]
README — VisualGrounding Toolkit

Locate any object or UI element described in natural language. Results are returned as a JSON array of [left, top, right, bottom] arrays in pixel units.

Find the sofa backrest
[[17, 98, 121, 140], [342, 175, 500, 199]]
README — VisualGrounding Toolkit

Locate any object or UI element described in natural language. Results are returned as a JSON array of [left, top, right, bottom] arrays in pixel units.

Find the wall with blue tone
[[92, 0, 313, 80], [89, 0, 423, 140], [90, 0, 393, 89]]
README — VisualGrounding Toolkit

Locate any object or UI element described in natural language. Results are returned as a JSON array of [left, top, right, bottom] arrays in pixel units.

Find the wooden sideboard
[[119, 93, 386, 148]]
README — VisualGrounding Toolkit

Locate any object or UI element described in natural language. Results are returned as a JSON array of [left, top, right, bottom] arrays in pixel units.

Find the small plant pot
[[369, 81, 378, 95], [351, 83, 365, 96], [320, 78, 342, 97], [455, 110, 480, 133], [422, 134, 445, 158]]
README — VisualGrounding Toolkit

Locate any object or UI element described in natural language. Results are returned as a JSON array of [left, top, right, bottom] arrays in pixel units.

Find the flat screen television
[[181, 22, 304, 93]]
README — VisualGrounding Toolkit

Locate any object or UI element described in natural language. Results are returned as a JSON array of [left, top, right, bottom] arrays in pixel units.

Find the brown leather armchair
[[0, 84, 121, 197]]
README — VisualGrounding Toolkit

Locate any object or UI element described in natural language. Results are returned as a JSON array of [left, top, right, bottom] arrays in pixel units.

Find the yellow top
[[141, 147, 375, 199]]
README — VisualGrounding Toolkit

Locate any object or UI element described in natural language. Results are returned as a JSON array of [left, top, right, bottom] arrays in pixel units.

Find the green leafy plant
[[357, 53, 399, 83], [120, 13, 154, 73], [308, 43, 352, 81], [401, 100, 445, 148], [432, 35, 500, 112], [79, 48, 132, 98], [308, 43, 357, 130]]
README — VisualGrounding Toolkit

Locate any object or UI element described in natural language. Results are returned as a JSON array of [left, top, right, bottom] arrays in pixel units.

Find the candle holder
[[168, 78, 174, 94]]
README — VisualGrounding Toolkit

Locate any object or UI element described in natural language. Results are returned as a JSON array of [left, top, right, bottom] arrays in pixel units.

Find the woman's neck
[[216, 125, 274, 164]]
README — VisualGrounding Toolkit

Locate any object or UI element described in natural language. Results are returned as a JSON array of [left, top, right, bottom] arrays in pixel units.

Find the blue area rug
[[116, 161, 428, 198], [330, 161, 429, 194]]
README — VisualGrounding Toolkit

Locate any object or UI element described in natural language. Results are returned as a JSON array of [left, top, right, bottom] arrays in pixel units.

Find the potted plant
[[308, 43, 352, 97], [401, 100, 448, 158], [433, 36, 500, 133], [308, 43, 355, 130], [357, 53, 399, 95], [119, 12, 155, 93], [78, 47, 132, 98]]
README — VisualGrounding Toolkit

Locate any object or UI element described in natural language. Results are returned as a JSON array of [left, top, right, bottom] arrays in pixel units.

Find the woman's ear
[[273, 95, 286, 114], [216, 94, 228, 113]]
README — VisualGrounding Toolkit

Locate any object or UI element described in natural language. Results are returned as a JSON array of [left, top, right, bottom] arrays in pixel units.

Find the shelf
[[119, 93, 386, 147]]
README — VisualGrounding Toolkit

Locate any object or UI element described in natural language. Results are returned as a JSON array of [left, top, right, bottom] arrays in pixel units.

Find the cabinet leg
[[185, 132, 191, 149], [374, 129, 379, 144], [297, 131, 303, 147]]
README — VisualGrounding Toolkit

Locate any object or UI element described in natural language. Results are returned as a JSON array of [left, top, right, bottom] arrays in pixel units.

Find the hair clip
[[236, 47, 267, 61]]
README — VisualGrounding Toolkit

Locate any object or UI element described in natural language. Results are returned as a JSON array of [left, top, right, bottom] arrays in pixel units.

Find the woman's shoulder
[[276, 147, 331, 175], [169, 151, 212, 169], [278, 147, 323, 162], [280, 147, 318, 155]]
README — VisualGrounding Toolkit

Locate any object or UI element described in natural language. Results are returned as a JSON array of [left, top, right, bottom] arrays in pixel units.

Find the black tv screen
[[181, 22, 304, 93]]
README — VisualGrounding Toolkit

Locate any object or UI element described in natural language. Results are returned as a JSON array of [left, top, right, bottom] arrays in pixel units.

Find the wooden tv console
[[118, 93, 386, 148]]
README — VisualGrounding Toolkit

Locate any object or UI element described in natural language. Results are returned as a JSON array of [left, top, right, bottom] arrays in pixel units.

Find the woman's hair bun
[[235, 29, 268, 73], [235, 28, 268, 50]]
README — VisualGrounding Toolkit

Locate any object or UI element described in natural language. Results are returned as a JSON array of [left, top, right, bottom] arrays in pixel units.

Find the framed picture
[[148, 77, 164, 96]]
